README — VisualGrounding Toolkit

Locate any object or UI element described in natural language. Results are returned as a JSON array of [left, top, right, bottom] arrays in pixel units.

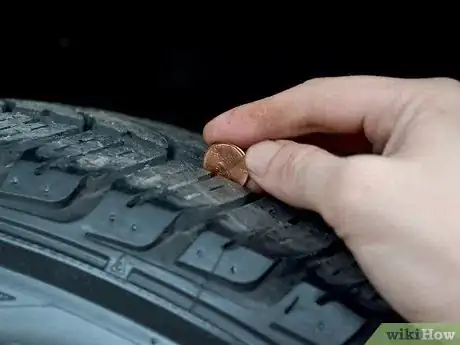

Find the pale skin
[[203, 76, 460, 322]]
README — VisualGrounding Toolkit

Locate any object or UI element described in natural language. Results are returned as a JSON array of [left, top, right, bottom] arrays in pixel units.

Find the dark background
[[1, 35, 459, 134]]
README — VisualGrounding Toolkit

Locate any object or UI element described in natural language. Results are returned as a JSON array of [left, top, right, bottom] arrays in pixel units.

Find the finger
[[203, 76, 419, 151], [245, 139, 343, 213]]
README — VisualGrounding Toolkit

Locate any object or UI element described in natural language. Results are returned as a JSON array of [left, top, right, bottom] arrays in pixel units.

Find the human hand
[[203, 76, 460, 322]]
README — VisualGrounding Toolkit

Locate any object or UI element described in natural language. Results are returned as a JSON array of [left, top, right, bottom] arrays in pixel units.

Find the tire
[[0, 99, 400, 345]]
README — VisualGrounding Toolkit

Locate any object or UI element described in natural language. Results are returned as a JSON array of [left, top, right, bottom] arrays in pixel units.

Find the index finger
[[203, 76, 417, 150]]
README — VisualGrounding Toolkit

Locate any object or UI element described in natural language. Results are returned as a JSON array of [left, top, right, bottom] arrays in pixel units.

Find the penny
[[203, 143, 249, 186]]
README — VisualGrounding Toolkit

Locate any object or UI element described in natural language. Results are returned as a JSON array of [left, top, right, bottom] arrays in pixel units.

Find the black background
[[1, 35, 459, 134]]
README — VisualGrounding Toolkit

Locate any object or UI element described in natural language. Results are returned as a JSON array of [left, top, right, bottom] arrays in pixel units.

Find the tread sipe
[[0, 100, 400, 345]]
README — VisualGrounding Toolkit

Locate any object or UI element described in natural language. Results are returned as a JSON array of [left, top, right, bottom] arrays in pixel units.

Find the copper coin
[[203, 143, 249, 186]]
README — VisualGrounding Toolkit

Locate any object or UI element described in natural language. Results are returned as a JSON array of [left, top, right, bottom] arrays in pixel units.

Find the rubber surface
[[0, 100, 400, 345]]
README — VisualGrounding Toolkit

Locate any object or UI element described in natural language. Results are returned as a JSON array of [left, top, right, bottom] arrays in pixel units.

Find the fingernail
[[245, 141, 282, 177]]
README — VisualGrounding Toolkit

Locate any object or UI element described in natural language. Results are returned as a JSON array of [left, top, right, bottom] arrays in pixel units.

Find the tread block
[[271, 283, 364, 345], [178, 232, 275, 285], [219, 202, 283, 233], [0, 113, 34, 129], [201, 177, 251, 204], [87, 109, 170, 148], [312, 253, 365, 286], [35, 131, 123, 160], [0, 121, 46, 135], [251, 197, 298, 223], [164, 177, 250, 208], [84, 191, 178, 250], [122, 161, 210, 192], [0, 121, 79, 145], [8, 100, 85, 128], [192, 281, 364, 345], [69, 146, 166, 173], [1, 161, 81, 202], [218, 203, 336, 257]]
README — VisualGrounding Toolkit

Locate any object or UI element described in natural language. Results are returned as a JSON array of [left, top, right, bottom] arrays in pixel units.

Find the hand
[[203, 76, 460, 322]]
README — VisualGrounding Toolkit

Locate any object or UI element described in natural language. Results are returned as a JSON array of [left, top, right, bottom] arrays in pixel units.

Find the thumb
[[245, 140, 343, 214]]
